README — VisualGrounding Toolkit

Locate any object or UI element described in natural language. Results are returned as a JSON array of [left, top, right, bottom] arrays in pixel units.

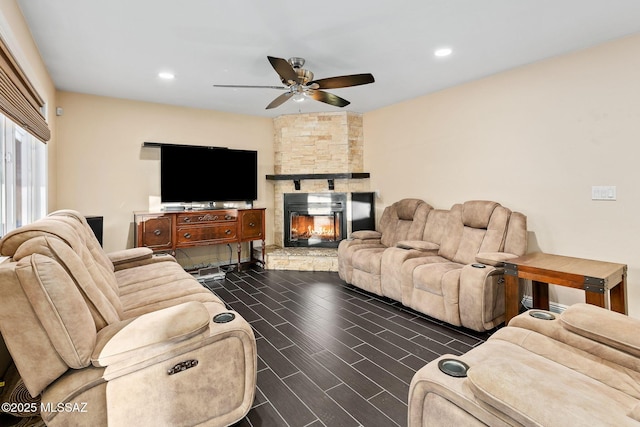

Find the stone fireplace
[[265, 111, 371, 271]]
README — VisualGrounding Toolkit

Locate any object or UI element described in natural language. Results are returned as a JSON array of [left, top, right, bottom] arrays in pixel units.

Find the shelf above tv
[[266, 172, 370, 190]]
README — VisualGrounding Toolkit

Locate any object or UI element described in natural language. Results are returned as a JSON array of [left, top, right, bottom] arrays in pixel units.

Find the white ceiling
[[16, 0, 640, 118]]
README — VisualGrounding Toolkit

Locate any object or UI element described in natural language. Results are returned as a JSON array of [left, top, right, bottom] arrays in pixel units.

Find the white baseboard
[[521, 295, 568, 314]]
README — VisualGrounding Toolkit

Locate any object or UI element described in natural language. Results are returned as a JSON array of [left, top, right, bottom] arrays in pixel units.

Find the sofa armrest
[[109, 248, 176, 271], [92, 301, 210, 367], [458, 264, 506, 331], [350, 230, 382, 240], [396, 240, 440, 252], [475, 252, 520, 267], [561, 303, 640, 358], [108, 247, 152, 266]]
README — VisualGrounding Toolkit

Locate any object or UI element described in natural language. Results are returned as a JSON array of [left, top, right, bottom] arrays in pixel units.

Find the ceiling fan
[[214, 56, 375, 109]]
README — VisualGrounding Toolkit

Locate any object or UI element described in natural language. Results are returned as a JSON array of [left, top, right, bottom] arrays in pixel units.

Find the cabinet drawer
[[177, 210, 237, 225], [138, 216, 173, 249], [240, 210, 264, 240], [177, 224, 237, 245]]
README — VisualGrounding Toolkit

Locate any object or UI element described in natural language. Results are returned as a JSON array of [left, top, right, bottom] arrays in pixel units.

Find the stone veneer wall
[[271, 111, 370, 247]]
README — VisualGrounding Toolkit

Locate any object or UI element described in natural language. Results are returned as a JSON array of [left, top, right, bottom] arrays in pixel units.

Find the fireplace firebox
[[284, 193, 347, 248]]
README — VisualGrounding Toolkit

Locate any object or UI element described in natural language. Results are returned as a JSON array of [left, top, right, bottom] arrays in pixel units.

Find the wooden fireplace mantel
[[266, 172, 370, 190]]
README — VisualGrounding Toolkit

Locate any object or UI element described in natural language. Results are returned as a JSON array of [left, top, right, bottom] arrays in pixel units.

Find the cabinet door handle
[[225, 229, 232, 235], [249, 222, 255, 227], [183, 217, 191, 222], [225, 215, 233, 220], [184, 232, 191, 239], [154, 229, 162, 236]]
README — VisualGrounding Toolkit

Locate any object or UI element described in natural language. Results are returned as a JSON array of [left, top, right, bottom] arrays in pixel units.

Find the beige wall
[[0, 0, 57, 207], [364, 33, 640, 317], [55, 92, 274, 259]]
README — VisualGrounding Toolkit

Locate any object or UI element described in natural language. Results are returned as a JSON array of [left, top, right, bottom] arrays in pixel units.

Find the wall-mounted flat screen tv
[[160, 144, 258, 203]]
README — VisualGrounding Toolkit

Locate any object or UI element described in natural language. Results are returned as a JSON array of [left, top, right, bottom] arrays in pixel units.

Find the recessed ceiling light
[[434, 48, 453, 58], [158, 72, 175, 80]]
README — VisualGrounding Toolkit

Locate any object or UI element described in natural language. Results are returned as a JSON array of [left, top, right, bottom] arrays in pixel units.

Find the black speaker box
[[85, 216, 104, 247]]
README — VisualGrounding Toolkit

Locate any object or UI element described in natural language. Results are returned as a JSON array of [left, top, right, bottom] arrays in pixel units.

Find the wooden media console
[[134, 208, 265, 271]]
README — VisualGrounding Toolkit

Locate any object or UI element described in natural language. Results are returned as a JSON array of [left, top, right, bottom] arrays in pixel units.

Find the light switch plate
[[592, 185, 616, 201]]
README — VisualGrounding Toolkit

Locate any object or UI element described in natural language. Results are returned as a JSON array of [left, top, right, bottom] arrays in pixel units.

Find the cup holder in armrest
[[529, 310, 556, 320], [213, 312, 236, 323], [438, 358, 470, 377], [471, 263, 486, 268]]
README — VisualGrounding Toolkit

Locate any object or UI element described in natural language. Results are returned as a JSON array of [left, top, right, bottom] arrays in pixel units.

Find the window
[[0, 113, 47, 235]]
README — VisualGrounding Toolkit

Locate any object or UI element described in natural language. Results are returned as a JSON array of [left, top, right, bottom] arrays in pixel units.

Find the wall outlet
[[592, 185, 616, 201]]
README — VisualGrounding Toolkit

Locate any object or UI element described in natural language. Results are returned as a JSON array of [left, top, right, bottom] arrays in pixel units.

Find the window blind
[[0, 35, 50, 142]]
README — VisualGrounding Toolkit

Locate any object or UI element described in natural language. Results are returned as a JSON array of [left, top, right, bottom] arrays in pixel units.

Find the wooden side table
[[504, 252, 627, 324]]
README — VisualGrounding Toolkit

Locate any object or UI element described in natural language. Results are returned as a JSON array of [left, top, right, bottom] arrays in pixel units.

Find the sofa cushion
[[442, 202, 511, 265], [47, 214, 115, 273], [451, 227, 488, 265], [380, 200, 431, 248], [16, 254, 96, 369], [412, 262, 463, 295], [396, 198, 424, 220], [352, 247, 386, 274], [0, 260, 72, 397], [461, 201, 499, 229], [0, 218, 84, 258], [14, 235, 122, 328], [421, 209, 449, 245]]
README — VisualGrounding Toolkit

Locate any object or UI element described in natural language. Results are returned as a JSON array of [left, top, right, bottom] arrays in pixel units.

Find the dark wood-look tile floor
[[202, 267, 493, 427]]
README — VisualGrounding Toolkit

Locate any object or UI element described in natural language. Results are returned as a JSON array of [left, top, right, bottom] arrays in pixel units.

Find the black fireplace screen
[[284, 193, 347, 247]]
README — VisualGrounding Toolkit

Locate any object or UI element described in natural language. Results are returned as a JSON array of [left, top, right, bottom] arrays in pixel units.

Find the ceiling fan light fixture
[[158, 72, 175, 80], [221, 56, 375, 109], [434, 47, 453, 58]]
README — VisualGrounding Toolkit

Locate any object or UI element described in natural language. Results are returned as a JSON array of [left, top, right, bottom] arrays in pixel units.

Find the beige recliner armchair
[[338, 199, 432, 295], [0, 214, 256, 426], [409, 304, 640, 426]]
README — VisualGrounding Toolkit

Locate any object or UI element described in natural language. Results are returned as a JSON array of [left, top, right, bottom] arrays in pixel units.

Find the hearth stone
[[264, 245, 338, 272]]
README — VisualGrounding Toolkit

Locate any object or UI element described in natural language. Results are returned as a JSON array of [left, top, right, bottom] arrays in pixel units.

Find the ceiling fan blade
[[308, 90, 350, 108], [266, 92, 294, 109], [308, 73, 375, 89], [213, 84, 288, 90], [267, 56, 299, 85]]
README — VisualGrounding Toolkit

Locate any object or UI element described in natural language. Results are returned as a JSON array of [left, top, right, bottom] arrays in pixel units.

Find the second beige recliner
[[399, 201, 527, 331], [338, 199, 527, 332]]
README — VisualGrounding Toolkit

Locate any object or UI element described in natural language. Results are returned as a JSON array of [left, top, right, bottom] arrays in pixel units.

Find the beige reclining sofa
[[0, 210, 256, 426], [338, 199, 527, 332], [409, 303, 640, 426]]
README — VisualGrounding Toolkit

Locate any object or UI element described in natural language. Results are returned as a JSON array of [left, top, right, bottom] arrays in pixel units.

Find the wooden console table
[[134, 208, 265, 271], [504, 252, 627, 324]]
